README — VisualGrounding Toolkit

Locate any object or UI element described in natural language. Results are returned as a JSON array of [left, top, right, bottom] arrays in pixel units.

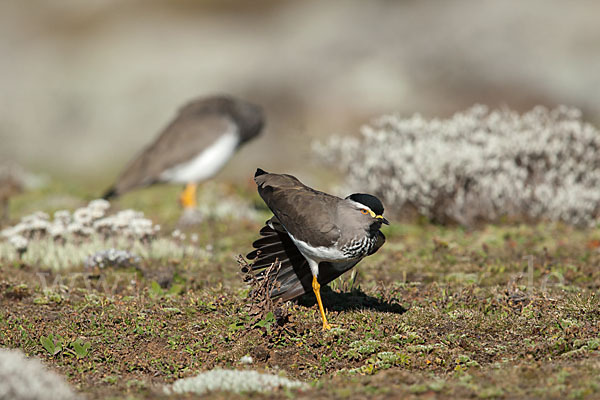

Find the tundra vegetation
[[1, 107, 600, 399]]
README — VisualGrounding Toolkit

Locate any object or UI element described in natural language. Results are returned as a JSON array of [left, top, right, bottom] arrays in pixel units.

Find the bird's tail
[[245, 217, 312, 301]]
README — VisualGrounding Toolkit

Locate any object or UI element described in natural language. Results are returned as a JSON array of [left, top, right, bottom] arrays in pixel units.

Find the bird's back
[[254, 169, 341, 248]]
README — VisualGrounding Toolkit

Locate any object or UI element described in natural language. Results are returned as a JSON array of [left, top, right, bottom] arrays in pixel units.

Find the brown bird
[[246, 169, 388, 330], [102, 95, 264, 208]]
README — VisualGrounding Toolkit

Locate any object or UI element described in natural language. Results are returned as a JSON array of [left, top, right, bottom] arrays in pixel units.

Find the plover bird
[[246, 169, 388, 330], [102, 95, 264, 209]]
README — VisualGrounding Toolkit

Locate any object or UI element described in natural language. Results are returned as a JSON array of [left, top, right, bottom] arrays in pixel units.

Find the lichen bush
[[0, 199, 209, 270], [164, 369, 306, 396], [0, 348, 80, 400], [314, 105, 600, 227], [84, 248, 141, 269]]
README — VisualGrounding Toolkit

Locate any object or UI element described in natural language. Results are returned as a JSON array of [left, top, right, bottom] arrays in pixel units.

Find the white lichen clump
[[84, 248, 141, 269], [0, 199, 207, 270], [164, 369, 306, 396], [0, 348, 80, 400], [314, 105, 600, 226], [239, 355, 254, 365], [0, 199, 157, 241]]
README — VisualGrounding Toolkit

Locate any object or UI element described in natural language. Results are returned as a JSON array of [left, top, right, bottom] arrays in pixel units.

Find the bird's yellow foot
[[179, 183, 198, 209], [312, 276, 333, 331]]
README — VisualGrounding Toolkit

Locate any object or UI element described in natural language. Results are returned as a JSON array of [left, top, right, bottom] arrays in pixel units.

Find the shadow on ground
[[297, 286, 407, 314]]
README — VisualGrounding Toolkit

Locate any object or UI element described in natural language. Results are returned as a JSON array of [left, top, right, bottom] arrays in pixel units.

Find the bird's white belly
[[159, 131, 240, 183], [288, 234, 347, 263]]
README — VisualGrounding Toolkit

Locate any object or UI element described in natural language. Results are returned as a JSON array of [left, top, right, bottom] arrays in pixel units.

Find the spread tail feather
[[246, 217, 312, 301]]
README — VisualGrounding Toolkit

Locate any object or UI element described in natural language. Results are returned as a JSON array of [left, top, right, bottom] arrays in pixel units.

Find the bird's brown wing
[[105, 110, 237, 197], [254, 171, 341, 247]]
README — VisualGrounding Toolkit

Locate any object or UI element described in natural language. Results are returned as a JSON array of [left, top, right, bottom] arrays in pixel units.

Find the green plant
[[40, 334, 63, 356], [254, 311, 275, 335], [71, 338, 91, 358]]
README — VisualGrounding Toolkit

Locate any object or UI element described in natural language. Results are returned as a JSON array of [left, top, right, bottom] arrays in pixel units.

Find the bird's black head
[[345, 193, 389, 226], [346, 193, 385, 216], [346, 193, 389, 226]]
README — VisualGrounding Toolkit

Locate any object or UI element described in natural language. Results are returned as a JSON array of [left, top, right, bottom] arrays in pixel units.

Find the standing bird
[[246, 169, 388, 330], [102, 95, 264, 209]]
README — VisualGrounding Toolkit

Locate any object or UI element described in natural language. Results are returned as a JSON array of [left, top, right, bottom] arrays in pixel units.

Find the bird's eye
[[360, 209, 369, 215]]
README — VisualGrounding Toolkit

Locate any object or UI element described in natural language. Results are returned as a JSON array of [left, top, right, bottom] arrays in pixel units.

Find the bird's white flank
[[287, 233, 348, 277], [160, 124, 240, 183]]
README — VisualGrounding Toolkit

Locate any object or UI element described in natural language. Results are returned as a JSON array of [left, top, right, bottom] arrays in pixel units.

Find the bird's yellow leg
[[312, 276, 332, 330], [179, 183, 198, 209]]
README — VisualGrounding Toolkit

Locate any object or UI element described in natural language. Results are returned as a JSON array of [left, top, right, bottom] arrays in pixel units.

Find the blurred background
[[1, 0, 599, 186]]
